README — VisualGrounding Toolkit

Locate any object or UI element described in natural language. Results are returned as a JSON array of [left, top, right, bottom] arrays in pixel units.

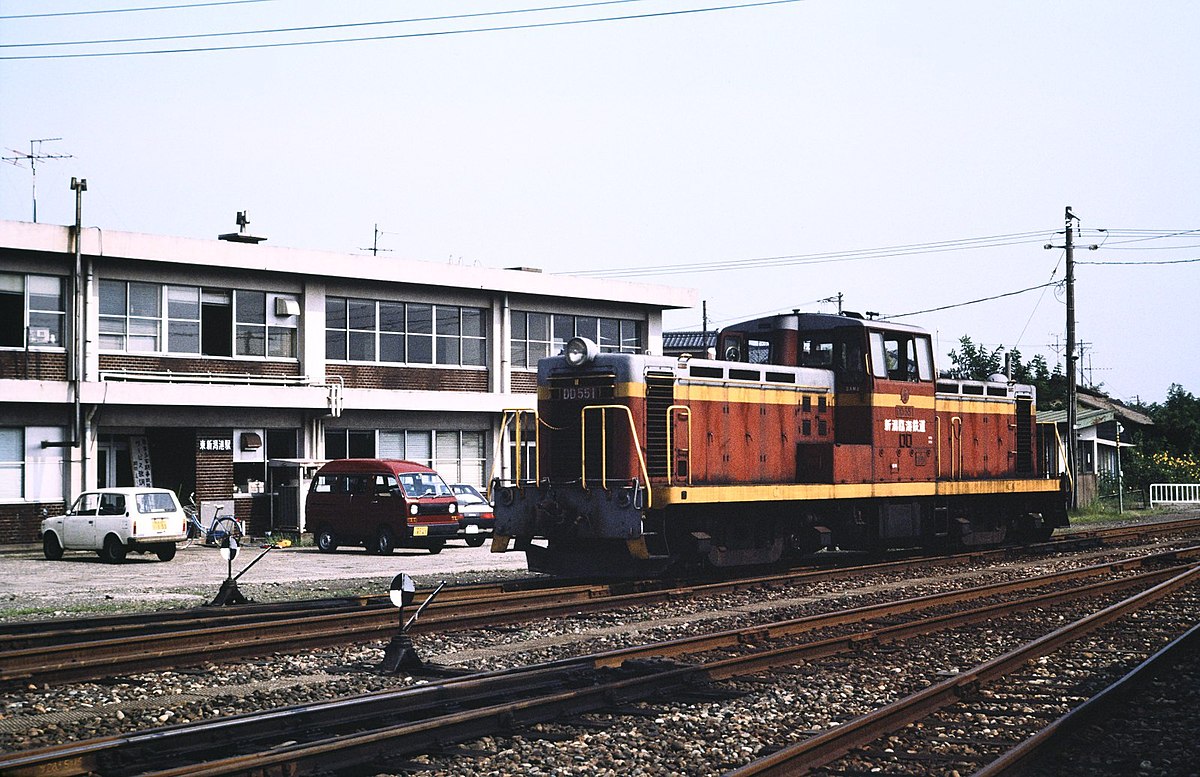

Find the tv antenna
[[360, 224, 395, 256], [2, 138, 73, 223]]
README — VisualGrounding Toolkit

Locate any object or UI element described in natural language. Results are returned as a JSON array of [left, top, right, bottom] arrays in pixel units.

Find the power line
[[0, 0, 278, 20], [570, 230, 1057, 279], [886, 281, 1060, 319], [3, 0, 655, 49], [0, 0, 810, 60], [1077, 257, 1200, 266]]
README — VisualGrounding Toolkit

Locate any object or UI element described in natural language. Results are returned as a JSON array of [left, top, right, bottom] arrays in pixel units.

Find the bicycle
[[182, 495, 245, 548]]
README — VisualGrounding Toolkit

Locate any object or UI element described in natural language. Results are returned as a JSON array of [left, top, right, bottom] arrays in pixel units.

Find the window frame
[[0, 272, 67, 350], [510, 312, 644, 369], [98, 280, 298, 360], [325, 296, 488, 368]]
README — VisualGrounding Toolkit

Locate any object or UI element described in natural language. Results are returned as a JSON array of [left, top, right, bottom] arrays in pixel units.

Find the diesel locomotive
[[490, 312, 1069, 577]]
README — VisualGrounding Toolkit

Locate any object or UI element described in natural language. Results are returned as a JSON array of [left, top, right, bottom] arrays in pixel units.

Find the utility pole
[[1064, 206, 1078, 509], [70, 177, 87, 448], [2, 138, 73, 222]]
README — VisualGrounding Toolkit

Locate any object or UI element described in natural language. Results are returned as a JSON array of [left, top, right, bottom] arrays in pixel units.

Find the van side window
[[375, 474, 398, 496], [346, 475, 372, 494], [99, 494, 126, 516], [72, 493, 100, 516], [312, 474, 345, 493]]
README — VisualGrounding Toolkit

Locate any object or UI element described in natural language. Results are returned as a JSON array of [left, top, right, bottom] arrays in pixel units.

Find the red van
[[306, 459, 459, 554]]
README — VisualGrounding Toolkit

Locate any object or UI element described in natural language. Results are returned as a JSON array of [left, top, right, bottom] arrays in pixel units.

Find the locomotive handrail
[[580, 404, 653, 509], [666, 404, 693, 485], [491, 408, 540, 499], [951, 416, 963, 480]]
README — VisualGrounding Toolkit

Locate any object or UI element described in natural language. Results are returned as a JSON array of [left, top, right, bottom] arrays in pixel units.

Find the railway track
[[3, 543, 1198, 776], [3, 517, 1199, 689]]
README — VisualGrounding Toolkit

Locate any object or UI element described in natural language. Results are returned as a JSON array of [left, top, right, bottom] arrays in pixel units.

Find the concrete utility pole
[[70, 177, 87, 448], [1065, 207, 1077, 509]]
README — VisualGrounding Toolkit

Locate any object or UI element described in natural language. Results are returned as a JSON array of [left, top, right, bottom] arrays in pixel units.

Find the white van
[[40, 487, 189, 563]]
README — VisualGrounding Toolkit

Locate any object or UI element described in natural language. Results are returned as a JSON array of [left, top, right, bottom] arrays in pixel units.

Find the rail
[[1150, 482, 1200, 507], [580, 404, 653, 509]]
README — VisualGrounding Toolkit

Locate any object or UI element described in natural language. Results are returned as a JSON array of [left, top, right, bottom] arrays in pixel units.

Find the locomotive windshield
[[869, 330, 934, 382]]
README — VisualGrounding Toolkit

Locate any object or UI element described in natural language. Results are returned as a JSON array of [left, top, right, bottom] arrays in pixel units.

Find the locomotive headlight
[[565, 336, 599, 367]]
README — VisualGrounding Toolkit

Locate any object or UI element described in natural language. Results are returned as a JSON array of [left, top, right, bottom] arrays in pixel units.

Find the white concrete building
[[0, 219, 695, 542]]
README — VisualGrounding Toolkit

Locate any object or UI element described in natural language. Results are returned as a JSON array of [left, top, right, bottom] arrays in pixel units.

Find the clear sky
[[3, 0, 1197, 405]]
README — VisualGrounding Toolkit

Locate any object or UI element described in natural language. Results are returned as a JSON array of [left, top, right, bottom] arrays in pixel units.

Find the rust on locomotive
[[491, 312, 1069, 577]]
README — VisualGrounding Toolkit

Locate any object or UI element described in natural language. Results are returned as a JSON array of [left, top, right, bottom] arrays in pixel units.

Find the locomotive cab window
[[869, 331, 933, 382]]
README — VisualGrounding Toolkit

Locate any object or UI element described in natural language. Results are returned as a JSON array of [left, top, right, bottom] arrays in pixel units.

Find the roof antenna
[[2, 138, 73, 223]]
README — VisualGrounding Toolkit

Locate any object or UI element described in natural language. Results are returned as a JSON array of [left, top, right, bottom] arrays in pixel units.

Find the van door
[[370, 473, 405, 541], [64, 492, 101, 548], [344, 474, 374, 543]]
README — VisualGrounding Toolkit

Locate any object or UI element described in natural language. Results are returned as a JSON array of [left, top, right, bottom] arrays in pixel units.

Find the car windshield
[[136, 492, 177, 513], [396, 472, 452, 498], [453, 485, 487, 505]]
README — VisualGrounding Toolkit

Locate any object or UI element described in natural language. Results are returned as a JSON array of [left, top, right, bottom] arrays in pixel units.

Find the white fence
[[1149, 483, 1200, 507]]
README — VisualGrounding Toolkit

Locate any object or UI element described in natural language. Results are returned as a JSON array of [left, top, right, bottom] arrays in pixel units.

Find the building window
[[510, 312, 643, 368], [0, 426, 65, 501], [329, 428, 488, 486], [324, 429, 376, 460], [325, 297, 487, 367], [0, 273, 66, 349], [99, 281, 298, 358]]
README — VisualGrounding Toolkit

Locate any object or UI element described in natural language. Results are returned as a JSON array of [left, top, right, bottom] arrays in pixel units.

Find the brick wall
[[511, 371, 538, 393], [0, 351, 68, 381], [325, 364, 488, 392], [99, 354, 301, 378], [0, 501, 65, 545], [195, 433, 234, 502]]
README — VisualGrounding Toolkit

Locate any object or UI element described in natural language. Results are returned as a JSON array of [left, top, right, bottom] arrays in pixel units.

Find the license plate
[[412, 525, 428, 537], [152, 518, 167, 532], [465, 524, 479, 534]]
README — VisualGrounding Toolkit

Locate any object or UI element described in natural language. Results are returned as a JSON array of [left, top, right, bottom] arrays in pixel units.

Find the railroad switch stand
[[205, 541, 278, 607], [381, 577, 445, 673]]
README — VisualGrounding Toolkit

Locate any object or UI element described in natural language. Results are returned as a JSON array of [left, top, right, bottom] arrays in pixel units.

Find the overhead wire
[[0, 0, 811, 60], [0, 0, 279, 20], [2, 0, 657, 49], [569, 230, 1057, 279]]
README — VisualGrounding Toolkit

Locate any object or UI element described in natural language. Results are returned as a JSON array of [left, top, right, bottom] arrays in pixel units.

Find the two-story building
[[0, 219, 695, 543]]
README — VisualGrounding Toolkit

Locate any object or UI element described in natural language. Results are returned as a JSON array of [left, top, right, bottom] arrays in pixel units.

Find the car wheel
[[427, 540, 445, 555], [156, 543, 177, 562], [373, 527, 395, 555], [42, 533, 64, 561], [316, 527, 338, 553], [99, 534, 127, 564], [465, 536, 486, 548]]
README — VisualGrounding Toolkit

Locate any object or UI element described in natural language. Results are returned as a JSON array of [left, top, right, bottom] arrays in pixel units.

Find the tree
[[944, 336, 1065, 408]]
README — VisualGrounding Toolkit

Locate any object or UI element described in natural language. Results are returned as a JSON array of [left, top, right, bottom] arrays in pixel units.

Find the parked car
[[451, 483, 495, 547], [40, 487, 189, 563], [305, 459, 459, 554]]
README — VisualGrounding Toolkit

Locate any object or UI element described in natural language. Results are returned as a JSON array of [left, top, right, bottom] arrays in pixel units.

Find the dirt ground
[[0, 539, 533, 616]]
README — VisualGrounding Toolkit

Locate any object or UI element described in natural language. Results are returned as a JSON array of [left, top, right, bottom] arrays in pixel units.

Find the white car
[[40, 487, 189, 563]]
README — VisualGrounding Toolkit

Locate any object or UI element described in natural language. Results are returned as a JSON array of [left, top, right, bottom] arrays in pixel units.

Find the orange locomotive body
[[492, 313, 1068, 577]]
